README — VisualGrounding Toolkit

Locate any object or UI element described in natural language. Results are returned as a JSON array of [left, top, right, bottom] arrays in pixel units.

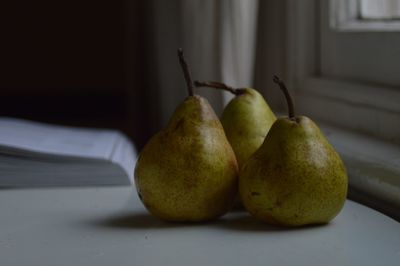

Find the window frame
[[286, 0, 400, 144], [330, 0, 400, 32]]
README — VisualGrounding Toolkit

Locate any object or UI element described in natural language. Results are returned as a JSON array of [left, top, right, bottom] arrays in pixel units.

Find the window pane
[[360, 0, 400, 19]]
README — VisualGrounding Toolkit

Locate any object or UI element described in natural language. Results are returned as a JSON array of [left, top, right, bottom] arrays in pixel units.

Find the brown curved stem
[[177, 48, 194, 96], [273, 75, 295, 119], [194, 81, 243, 95]]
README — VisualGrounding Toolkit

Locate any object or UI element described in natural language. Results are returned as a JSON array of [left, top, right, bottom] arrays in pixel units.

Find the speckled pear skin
[[239, 116, 348, 226], [134, 95, 238, 222], [221, 88, 276, 168]]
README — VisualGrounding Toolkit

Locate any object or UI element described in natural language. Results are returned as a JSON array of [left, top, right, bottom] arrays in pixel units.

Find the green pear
[[134, 49, 238, 222], [239, 76, 348, 226], [194, 81, 276, 169]]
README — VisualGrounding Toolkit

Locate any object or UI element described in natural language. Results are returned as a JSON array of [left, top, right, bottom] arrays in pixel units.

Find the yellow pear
[[134, 49, 238, 222], [239, 76, 348, 226], [194, 81, 276, 169]]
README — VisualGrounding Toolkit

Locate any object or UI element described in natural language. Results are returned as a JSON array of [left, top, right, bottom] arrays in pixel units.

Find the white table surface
[[0, 186, 399, 266]]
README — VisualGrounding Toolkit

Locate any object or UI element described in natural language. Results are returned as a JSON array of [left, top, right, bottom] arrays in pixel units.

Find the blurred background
[[0, 0, 399, 150], [0, 0, 285, 150]]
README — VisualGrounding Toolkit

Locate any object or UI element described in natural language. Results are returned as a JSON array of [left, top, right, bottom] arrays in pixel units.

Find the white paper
[[110, 133, 137, 182], [0, 117, 120, 160], [0, 117, 138, 186]]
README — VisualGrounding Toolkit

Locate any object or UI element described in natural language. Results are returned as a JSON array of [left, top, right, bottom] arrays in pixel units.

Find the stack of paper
[[0, 118, 137, 187]]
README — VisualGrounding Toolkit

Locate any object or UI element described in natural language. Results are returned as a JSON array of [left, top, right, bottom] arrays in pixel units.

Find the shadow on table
[[92, 212, 227, 230], [90, 210, 328, 232], [92, 212, 181, 230], [216, 214, 329, 233]]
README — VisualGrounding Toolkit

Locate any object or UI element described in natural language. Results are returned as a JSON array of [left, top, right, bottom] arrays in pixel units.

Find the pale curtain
[[150, 0, 259, 125]]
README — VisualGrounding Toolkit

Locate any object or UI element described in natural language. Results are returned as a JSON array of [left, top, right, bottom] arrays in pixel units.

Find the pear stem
[[273, 75, 295, 119], [178, 48, 194, 97], [194, 81, 243, 95]]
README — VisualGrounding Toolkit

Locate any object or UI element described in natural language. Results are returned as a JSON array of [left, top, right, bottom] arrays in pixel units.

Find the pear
[[134, 49, 238, 222], [239, 76, 348, 226], [194, 81, 276, 169]]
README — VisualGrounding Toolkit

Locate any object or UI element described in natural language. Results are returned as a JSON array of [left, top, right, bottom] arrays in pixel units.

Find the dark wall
[[0, 1, 151, 147], [1, 1, 125, 90]]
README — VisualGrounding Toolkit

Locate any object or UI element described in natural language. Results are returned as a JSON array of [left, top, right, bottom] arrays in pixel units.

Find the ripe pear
[[239, 76, 348, 226], [194, 81, 276, 169], [134, 49, 238, 222]]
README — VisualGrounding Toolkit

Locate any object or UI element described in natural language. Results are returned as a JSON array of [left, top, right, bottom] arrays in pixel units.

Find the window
[[330, 0, 400, 31], [360, 0, 400, 19], [286, 0, 400, 220]]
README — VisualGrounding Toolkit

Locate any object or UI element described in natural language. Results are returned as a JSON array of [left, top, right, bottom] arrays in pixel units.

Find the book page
[[0, 118, 120, 160], [110, 133, 137, 182]]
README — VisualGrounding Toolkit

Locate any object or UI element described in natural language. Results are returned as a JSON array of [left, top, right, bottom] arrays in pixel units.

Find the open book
[[0, 118, 137, 187]]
